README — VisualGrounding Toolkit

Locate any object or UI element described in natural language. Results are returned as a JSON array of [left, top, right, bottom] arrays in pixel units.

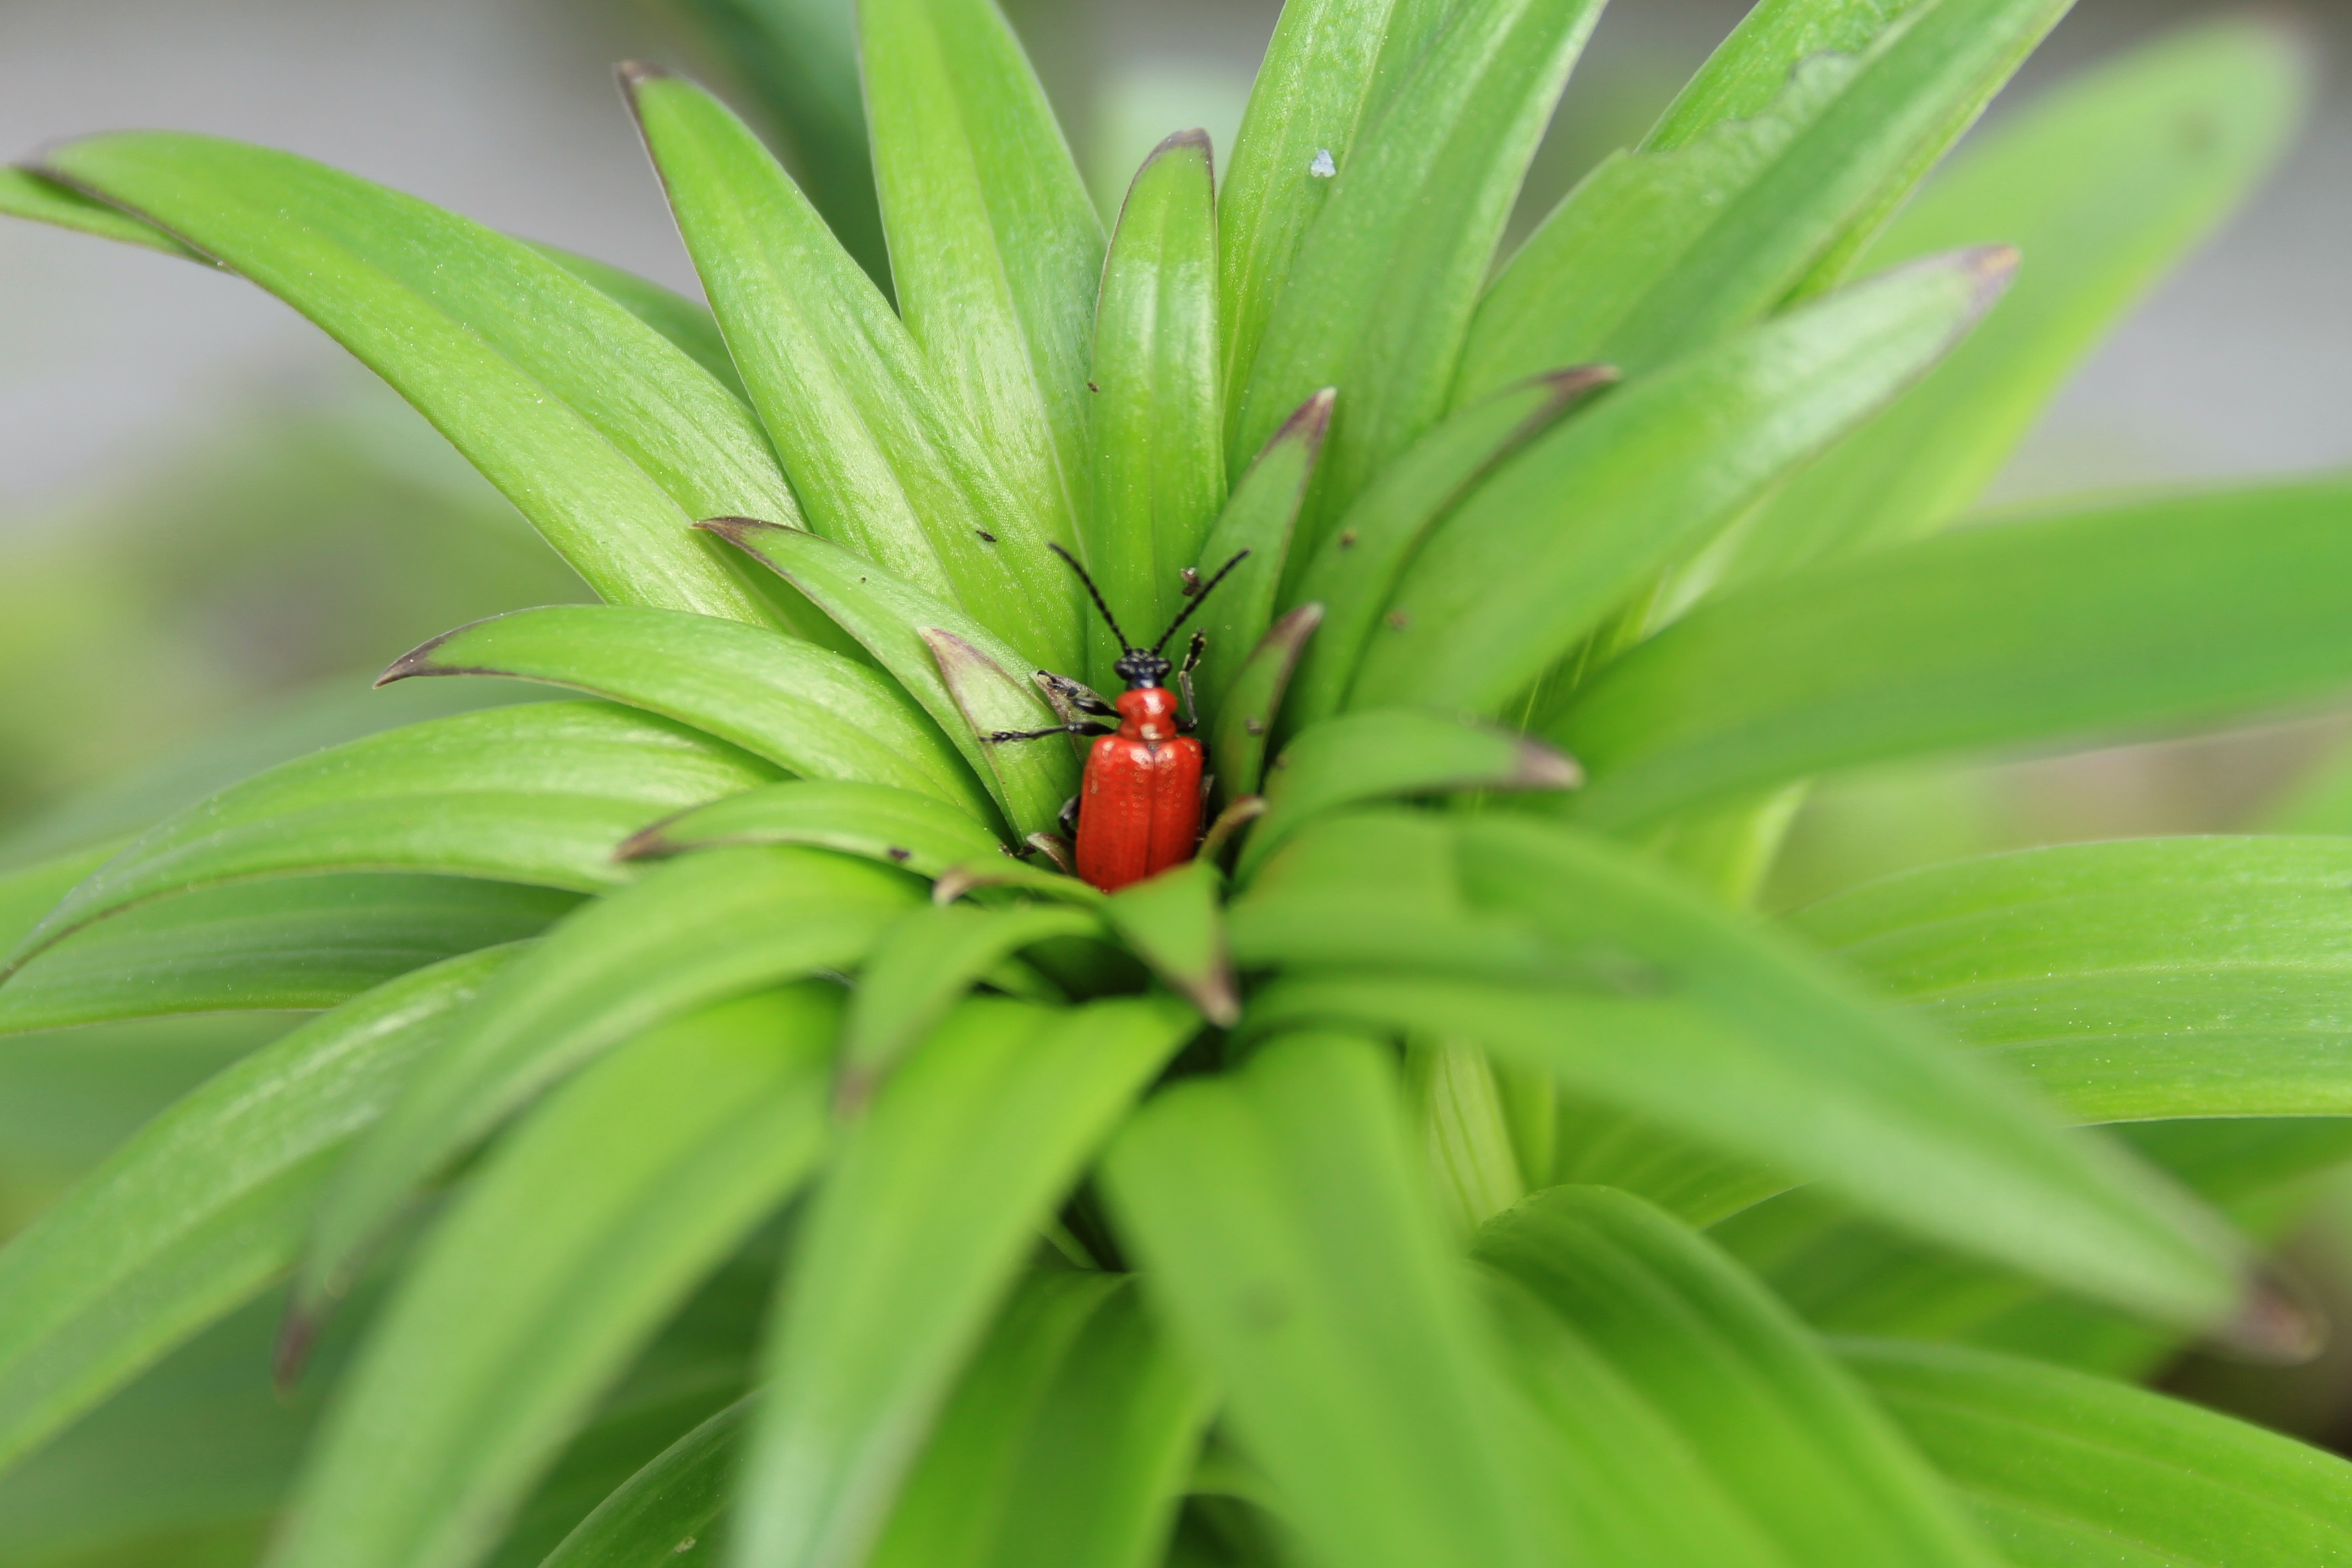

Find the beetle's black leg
[[1175, 633, 1206, 733], [1058, 795, 1080, 839], [982, 720, 1113, 744], [1035, 669, 1117, 720]]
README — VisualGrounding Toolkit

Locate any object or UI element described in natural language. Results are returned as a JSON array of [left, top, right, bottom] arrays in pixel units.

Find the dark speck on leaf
[[888, 846, 912, 862], [1087, 380, 1101, 393], [976, 530, 997, 543], [1337, 529, 1357, 548], [1245, 717, 1266, 736], [1385, 609, 1409, 630]]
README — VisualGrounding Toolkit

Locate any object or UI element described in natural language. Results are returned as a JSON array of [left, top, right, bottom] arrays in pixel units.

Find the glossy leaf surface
[[623, 780, 1007, 879], [1210, 604, 1322, 801], [1193, 390, 1332, 721]]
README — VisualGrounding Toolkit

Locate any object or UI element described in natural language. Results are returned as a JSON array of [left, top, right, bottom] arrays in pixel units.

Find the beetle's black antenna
[[1049, 543, 1136, 651], [1152, 550, 1250, 655]]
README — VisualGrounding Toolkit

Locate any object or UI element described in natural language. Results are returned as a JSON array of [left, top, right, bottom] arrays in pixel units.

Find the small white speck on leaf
[[1309, 149, 1336, 178]]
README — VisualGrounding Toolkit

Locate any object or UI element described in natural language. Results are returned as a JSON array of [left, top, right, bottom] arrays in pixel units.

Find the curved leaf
[[1194, 390, 1332, 721], [0, 946, 521, 1477], [0, 166, 204, 258], [1554, 479, 2352, 831], [0, 842, 123, 954], [521, 241, 748, 400], [299, 846, 919, 1311], [7, 703, 777, 970], [1357, 247, 2014, 717], [732, 995, 1196, 1568], [0, 875, 576, 1037], [270, 988, 840, 1568], [380, 606, 989, 823], [1210, 604, 1322, 802], [1104, 861, 1237, 1027], [38, 133, 796, 630], [1790, 836, 2352, 1121], [1234, 812, 2252, 1333], [861, 0, 1103, 558], [540, 1396, 749, 1567], [622, 780, 1008, 878], [1085, 130, 1224, 695], [1102, 1031, 1574, 1568]]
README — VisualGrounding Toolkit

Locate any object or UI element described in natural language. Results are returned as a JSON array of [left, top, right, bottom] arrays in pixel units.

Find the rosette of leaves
[[4, 2, 2352, 1565]]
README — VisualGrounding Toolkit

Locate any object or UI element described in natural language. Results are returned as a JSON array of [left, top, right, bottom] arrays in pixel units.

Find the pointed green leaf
[[1790, 837, 2352, 1122], [1460, 0, 2071, 398], [1235, 711, 1580, 880], [0, 166, 204, 258], [1236, 812, 2251, 1332], [380, 606, 988, 823], [1281, 366, 1611, 733], [523, 241, 748, 402], [1554, 479, 2352, 831], [1194, 391, 1331, 721], [39, 132, 801, 631], [1210, 604, 1322, 802], [704, 518, 1076, 838], [1644, 0, 1937, 153], [839, 904, 1103, 1107], [1085, 130, 1223, 695], [0, 842, 124, 954], [270, 988, 840, 1568], [1481, 1187, 1999, 1568], [862, 0, 1104, 557], [1360, 247, 2014, 717], [0, 875, 576, 1037], [622, 780, 1008, 878], [0, 946, 521, 1477], [540, 1395, 749, 1567], [624, 68, 1081, 673], [1103, 861, 1237, 1027], [1102, 1031, 1574, 1568], [1843, 1337, 2352, 1563], [1232, 0, 1606, 530], [300, 846, 919, 1310], [732, 995, 1196, 1568], [6, 704, 777, 971]]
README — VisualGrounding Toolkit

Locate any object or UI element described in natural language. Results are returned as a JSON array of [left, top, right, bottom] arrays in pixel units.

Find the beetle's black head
[[1048, 543, 1253, 688], [1114, 649, 1173, 690]]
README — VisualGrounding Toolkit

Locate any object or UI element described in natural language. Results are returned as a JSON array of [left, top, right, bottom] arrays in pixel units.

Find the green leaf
[[6, 703, 777, 972], [1194, 391, 1332, 722], [0, 842, 123, 955], [861, 0, 1104, 560], [839, 904, 1103, 1108], [540, 1396, 749, 1567], [1789, 837, 2352, 1122], [1358, 247, 2014, 718], [621, 780, 1009, 878], [1085, 130, 1224, 695], [39, 133, 800, 631], [0, 875, 576, 1037], [1103, 861, 1237, 1027], [0, 946, 520, 1478], [1643, 0, 1934, 153], [1235, 711, 1580, 880], [1234, 812, 2251, 1333], [1233, 0, 1605, 533], [703, 518, 1076, 840], [1217, 0, 1455, 435], [1553, 479, 2352, 831], [524, 242, 749, 404], [269, 988, 840, 1568], [299, 846, 919, 1310], [1280, 366, 1611, 734], [1459, 0, 2070, 398], [1718, 17, 2314, 583], [731, 994, 1196, 1568], [623, 69, 1081, 674], [1480, 1187, 1999, 1568], [379, 606, 989, 824], [1102, 1031, 1573, 1568], [1841, 1336, 2352, 1564], [1209, 605, 1322, 802], [0, 166, 205, 258]]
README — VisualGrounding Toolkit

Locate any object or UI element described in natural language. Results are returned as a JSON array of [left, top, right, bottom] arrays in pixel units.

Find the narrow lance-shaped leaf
[[4, 704, 780, 972], [1193, 389, 1331, 722], [1102, 1032, 1577, 1568], [1458, 0, 2071, 400], [39, 133, 799, 631], [1084, 129, 1223, 696], [379, 606, 991, 825], [269, 989, 841, 1568], [732, 995, 1197, 1568], [1233, 0, 1607, 531], [0, 166, 206, 258], [0, 875, 576, 1038], [1644, 0, 1938, 153], [1789, 837, 2352, 1124], [541, 1396, 751, 1567], [862, 0, 1104, 556], [1719, 15, 2315, 585], [1103, 861, 1238, 1027], [1210, 604, 1322, 803], [522, 240, 749, 401], [0, 841, 122, 954], [625, 68, 1081, 674], [703, 518, 1075, 840], [623, 780, 1009, 880], [1553, 478, 2352, 831], [0, 945, 523, 1476], [1357, 247, 2014, 718], [297, 846, 920, 1316]]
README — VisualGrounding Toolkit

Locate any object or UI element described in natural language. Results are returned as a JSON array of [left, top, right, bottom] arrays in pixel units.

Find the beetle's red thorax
[[1074, 684, 1201, 893]]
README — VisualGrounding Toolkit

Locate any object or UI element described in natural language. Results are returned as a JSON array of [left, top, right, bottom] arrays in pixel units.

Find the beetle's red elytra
[[983, 544, 1251, 894]]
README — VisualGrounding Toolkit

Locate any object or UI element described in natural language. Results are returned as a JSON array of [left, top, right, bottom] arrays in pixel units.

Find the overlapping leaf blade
[[1193, 391, 1332, 721], [622, 780, 1009, 878]]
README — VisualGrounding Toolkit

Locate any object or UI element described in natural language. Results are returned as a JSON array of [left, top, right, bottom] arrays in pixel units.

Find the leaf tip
[[2213, 1262, 2329, 1365], [613, 59, 676, 94], [696, 514, 785, 547], [1960, 243, 2022, 307], [373, 624, 474, 687], [1276, 387, 1338, 452], [1511, 738, 1584, 791]]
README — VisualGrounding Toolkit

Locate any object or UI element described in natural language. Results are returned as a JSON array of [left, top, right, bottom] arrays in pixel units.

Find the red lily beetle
[[985, 544, 1250, 893]]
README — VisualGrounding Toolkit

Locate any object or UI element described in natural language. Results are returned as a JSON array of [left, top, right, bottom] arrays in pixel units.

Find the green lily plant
[[2, 0, 2351, 1564]]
